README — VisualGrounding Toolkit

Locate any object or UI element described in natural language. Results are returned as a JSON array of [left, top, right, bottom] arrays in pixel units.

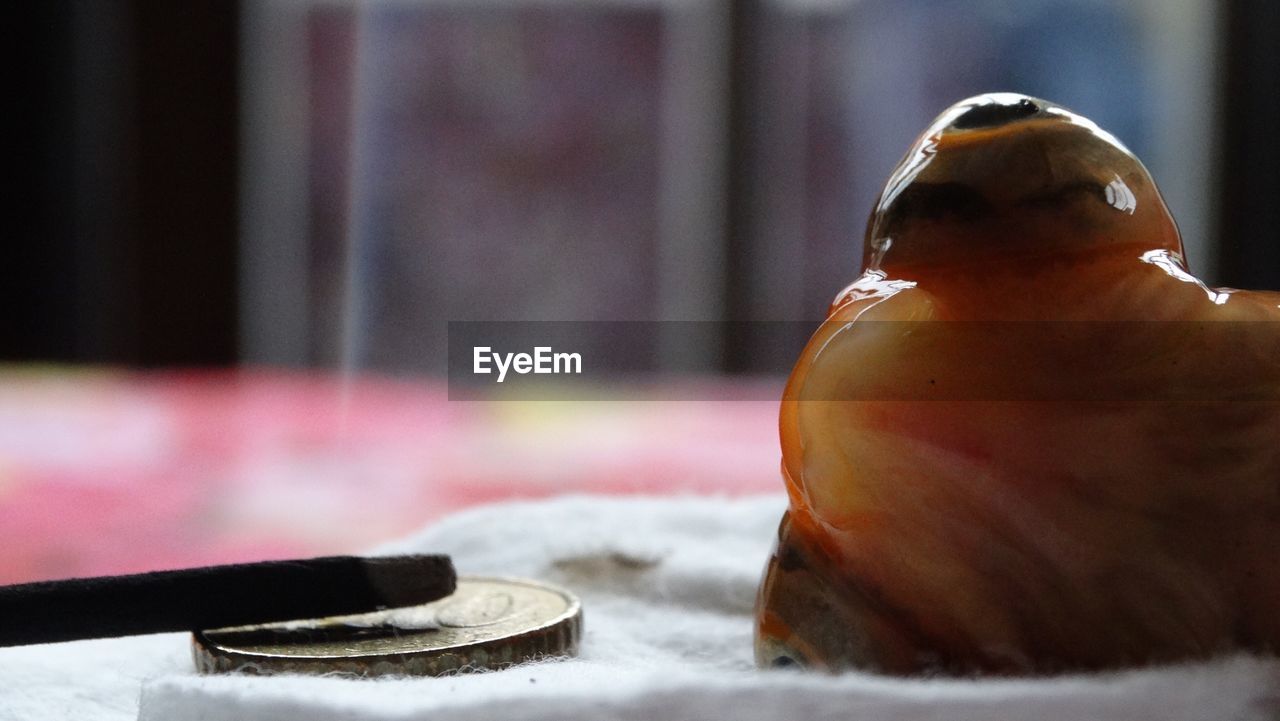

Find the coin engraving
[[436, 590, 515, 628]]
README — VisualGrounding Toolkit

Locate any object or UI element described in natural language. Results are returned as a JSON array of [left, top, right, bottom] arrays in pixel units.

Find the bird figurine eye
[[755, 93, 1280, 676]]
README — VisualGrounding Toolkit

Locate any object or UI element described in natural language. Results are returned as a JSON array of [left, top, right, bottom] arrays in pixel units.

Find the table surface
[[0, 367, 782, 584]]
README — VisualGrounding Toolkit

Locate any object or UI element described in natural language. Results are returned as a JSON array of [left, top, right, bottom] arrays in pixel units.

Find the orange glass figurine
[[755, 93, 1280, 674]]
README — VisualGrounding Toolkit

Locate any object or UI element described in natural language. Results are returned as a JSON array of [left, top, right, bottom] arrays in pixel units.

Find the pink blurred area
[[0, 368, 781, 584]]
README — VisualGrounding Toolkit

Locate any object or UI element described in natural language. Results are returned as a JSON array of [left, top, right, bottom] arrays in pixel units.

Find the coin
[[192, 576, 582, 676]]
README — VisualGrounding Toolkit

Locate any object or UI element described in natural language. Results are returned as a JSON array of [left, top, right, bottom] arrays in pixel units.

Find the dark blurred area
[[1219, 0, 1280, 292], [6, 0, 1277, 370], [9, 1, 239, 366]]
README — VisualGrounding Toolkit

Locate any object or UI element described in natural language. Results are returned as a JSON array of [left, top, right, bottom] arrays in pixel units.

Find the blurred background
[[2, 0, 1276, 582], [9, 0, 1278, 371]]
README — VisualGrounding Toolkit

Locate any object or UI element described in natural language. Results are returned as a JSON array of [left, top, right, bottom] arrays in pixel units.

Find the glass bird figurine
[[755, 93, 1280, 675]]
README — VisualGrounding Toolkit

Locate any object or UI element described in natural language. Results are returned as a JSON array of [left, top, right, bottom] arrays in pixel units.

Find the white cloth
[[1, 495, 1276, 721]]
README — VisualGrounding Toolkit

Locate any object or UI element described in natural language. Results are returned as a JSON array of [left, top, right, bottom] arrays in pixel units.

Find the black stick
[[0, 554, 456, 647]]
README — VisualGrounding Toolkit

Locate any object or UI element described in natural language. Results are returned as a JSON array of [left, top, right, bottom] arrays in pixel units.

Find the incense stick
[[0, 554, 456, 647]]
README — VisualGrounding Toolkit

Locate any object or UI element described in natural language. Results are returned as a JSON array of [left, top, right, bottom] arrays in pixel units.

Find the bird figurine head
[[865, 93, 1182, 273]]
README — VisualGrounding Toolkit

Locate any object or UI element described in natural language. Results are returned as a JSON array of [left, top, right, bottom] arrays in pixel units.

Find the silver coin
[[193, 576, 582, 676]]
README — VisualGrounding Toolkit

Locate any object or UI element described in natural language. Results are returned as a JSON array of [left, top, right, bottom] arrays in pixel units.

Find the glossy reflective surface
[[755, 93, 1280, 675]]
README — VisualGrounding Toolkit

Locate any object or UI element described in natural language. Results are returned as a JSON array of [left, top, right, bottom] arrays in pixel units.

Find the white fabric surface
[[1, 495, 1277, 721]]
